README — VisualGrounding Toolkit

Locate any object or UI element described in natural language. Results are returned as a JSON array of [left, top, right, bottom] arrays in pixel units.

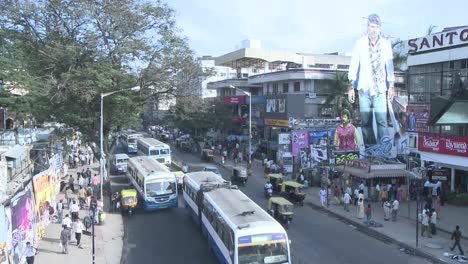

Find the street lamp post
[[229, 85, 252, 166], [100, 85, 140, 201]]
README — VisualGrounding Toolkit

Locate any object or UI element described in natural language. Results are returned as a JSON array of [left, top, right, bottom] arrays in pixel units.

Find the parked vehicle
[[268, 197, 294, 229]]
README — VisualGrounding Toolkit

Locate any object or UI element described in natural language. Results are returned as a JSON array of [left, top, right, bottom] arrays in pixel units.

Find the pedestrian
[[86, 168, 92, 179], [375, 183, 381, 202], [78, 174, 84, 191], [78, 187, 86, 209], [343, 191, 351, 212], [354, 188, 359, 206], [421, 209, 432, 238], [383, 201, 391, 221], [56, 199, 64, 224], [60, 224, 71, 254], [296, 171, 305, 184], [69, 175, 75, 193], [391, 199, 399, 222], [65, 187, 73, 206], [62, 214, 72, 229], [435, 195, 441, 219], [70, 200, 80, 221], [380, 187, 388, 203], [333, 185, 340, 205], [430, 209, 437, 235], [366, 204, 372, 226], [451, 225, 464, 255], [319, 187, 327, 207], [86, 184, 93, 207], [357, 191, 365, 219], [24, 242, 36, 264], [111, 192, 117, 212], [72, 218, 84, 248]]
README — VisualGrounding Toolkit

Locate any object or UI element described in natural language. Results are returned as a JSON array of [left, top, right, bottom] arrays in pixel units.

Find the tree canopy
[[0, 0, 204, 146]]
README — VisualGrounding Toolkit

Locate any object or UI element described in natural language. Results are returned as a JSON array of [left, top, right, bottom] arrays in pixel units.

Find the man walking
[[72, 218, 84, 248], [391, 199, 399, 221], [60, 224, 71, 254], [319, 187, 327, 207], [451, 225, 464, 255], [343, 191, 351, 212], [366, 204, 372, 226], [348, 13, 394, 146], [24, 242, 36, 264]]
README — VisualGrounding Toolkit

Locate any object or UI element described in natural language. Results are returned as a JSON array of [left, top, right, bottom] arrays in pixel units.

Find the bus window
[[150, 149, 159, 155], [160, 149, 170, 155]]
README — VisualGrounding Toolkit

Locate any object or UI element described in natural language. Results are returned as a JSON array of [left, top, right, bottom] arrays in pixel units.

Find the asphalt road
[[115, 143, 430, 264]]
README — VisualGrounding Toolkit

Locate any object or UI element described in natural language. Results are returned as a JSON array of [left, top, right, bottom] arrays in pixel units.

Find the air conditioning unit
[[307, 93, 317, 99]]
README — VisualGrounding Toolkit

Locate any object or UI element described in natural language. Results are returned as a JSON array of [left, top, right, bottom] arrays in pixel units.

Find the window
[[282, 83, 289, 93], [294, 82, 300, 92], [273, 83, 278, 94]]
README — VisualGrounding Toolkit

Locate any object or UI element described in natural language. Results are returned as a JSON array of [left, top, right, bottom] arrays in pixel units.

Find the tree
[[0, 0, 202, 151], [392, 39, 407, 72], [324, 71, 354, 118]]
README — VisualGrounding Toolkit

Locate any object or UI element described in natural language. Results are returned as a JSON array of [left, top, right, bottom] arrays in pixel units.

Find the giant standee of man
[[348, 14, 395, 153]]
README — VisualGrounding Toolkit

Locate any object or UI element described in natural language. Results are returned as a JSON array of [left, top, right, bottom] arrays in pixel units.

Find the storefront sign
[[264, 118, 289, 128], [418, 134, 468, 157], [407, 26, 468, 54], [345, 159, 369, 171], [289, 117, 340, 128], [432, 169, 449, 181], [278, 133, 291, 145], [334, 151, 359, 165], [250, 96, 265, 104], [224, 96, 246, 105]]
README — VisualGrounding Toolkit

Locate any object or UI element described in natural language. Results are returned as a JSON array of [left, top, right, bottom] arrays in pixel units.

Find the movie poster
[[33, 169, 56, 240], [291, 130, 309, 155], [0, 205, 12, 264], [10, 183, 36, 264]]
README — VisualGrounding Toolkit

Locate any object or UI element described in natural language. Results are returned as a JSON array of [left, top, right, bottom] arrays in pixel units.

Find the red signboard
[[418, 134, 468, 157], [345, 159, 370, 171], [224, 96, 246, 105], [431, 169, 449, 181]]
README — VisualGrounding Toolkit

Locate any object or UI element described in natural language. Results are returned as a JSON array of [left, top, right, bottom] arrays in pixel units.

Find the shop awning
[[336, 165, 409, 179]]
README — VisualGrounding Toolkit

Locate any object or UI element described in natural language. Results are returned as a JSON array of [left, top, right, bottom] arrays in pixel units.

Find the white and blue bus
[[183, 173, 291, 264], [137, 137, 171, 165], [119, 131, 143, 154], [127, 156, 178, 211]]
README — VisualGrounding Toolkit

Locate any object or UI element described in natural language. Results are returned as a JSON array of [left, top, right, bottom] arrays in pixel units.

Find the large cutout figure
[[334, 109, 359, 150], [348, 14, 394, 146]]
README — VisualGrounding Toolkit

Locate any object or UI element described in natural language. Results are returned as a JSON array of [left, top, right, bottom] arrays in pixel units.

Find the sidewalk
[[209, 152, 466, 264], [35, 157, 124, 263]]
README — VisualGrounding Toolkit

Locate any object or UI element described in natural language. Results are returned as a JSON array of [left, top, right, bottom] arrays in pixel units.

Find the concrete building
[[405, 25, 468, 192]]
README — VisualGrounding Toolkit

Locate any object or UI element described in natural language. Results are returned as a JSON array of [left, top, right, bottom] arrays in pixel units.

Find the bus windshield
[[146, 181, 176, 197], [149, 149, 159, 155], [128, 138, 137, 144], [238, 241, 288, 264], [160, 148, 170, 155]]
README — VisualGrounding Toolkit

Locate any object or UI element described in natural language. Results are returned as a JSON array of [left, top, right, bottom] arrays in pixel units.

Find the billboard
[[291, 130, 309, 155], [418, 134, 468, 158], [266, 98, 285, 113], [407, 104, 430, 133]]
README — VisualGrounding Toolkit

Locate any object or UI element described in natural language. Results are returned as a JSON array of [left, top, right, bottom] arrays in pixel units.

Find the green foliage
[[446, 193, 468, 207], [0, 0, 203, 147], [324, 72, 354, 118], [392, 39, 407, 72]]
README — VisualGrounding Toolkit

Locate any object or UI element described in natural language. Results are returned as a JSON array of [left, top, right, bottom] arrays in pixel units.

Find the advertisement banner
[[33, 168, 57, 235], [418, 134, 468, 158], [310, 147, 327, 162], [0, 205, 11, 264], [264, 119, 289, 128], [334, 151, 360, 165], [250, 96, 265, 105], [431, 169, 449, 181], [278, 134, 291, 145], [266, 98, 285, 113], [291, 130, 309, 156], [407, 104, 430, 133], [10, 183, 36, 264], [224, 96, 246, 105], [309, 130, 334, 146]]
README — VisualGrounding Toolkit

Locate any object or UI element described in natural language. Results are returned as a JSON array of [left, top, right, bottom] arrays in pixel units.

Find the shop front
[[418, 134, 468, 192], [337, 159, 409, 201]]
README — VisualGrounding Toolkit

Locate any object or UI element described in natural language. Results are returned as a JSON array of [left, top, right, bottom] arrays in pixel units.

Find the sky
[[167, 0, 468, 57]]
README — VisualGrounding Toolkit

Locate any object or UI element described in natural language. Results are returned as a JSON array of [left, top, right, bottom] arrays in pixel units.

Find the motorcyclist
[[264, 181, 273, 197]]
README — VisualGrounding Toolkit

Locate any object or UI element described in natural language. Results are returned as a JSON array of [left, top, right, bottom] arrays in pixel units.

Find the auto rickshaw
[[268, 197, 294, 229], [120, 189, 138, 215], [173, 171, 185, 190], [201, 148, 214, 162], [267, 173, 284, 193], [231, 166, 248, 185], [280, 181, 306, 205]]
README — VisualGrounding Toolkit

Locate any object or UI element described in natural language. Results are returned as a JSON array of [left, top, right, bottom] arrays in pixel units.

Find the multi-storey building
[[406, 26, 468, 192]]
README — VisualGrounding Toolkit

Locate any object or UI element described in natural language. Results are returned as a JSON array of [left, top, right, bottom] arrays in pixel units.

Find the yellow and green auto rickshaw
[[267, 173, 284, 193], [268, 197, 294, 229], [120, 189, 138, 215], [231, 166, 248, 185], [173, 171, 185, 190], [280, 181, 306, 205]]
